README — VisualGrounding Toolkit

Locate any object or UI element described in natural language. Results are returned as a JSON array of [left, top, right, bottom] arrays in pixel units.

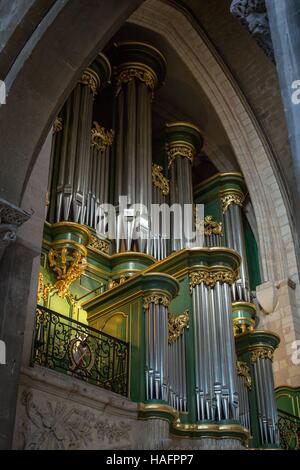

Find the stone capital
[[0, 198, 31, 261], [230, 0, 274, 61]]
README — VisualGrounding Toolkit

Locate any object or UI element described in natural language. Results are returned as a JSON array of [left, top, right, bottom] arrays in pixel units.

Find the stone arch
[[129, 0, 298, 287]]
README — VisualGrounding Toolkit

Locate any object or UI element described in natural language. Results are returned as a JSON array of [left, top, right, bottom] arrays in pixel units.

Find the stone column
[[112, 41, 166, 254], [165, 122, 203, 251], [0, 201, 32, 449], [49, 54, 111, 225]]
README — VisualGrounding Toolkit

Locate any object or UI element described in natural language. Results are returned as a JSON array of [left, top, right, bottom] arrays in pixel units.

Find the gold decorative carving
[[152, 163, 169, 196], [143, 294, 170, 309], [88, 233, 110, 255], [80, 68, 100, 96], [168, 310, 189, 343], [189, 269, 238, 292], [221, 191, 245, 213], [116, 67, 156, 94], [251, 347, 274, 363], [48, 248, 87, 298], [107, 275, 128, 290], [37, 273, 45, 304], [204, 215, 223, 236], [166, 142, 195, 168], [91, 122, 114, 152], [236, 361, 252, 390], [233, 319, 255, 337], [53, 117, 62, 134]]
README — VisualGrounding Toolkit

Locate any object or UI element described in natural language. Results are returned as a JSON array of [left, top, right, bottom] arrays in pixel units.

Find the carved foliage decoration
[[190, 269, 238, 292], [88, 234, 110, 254], [251, 347, 274, 363], [91, 122, 114, 152], [20, 391, 131, 450], [152, 163, 169, 196], [48, 247, 87, 298], [143, 294, 170, 309], [236, 360, 252, 390], [168, 310, 189, 343]]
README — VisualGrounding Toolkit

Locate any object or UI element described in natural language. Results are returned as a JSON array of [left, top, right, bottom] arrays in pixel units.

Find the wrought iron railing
[[278, 410, 300, 450], [32, 306, 129, 397]]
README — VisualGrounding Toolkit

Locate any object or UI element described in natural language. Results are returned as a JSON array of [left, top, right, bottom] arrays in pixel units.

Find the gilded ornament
[[221, 191, 245, 213], [48, 247, 87, 298], [88, 233, 110, 255], [53, 117, 63, 134], [168, 310, 189, 343], [236, 361, 252, 390], [91, 122, 114, 152], [108, 275, 128, 290], [80, 69, 100, 96], [251, 347, 274, 363], [203, 215, 223, 236], [166, 142, 195, 168], [116, 67, 156, 94], [152, 163, 169, 196], [189, 269, 238, 292], [143, 294, 170, 309]]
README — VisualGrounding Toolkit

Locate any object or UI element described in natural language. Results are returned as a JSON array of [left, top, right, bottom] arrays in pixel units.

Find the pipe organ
[[39, 40, 280, 449]]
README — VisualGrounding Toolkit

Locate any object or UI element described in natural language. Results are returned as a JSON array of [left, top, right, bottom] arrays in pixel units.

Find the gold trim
[[49, 239, 88, 257], [152, 163, 169, 196], [49, 221, 92, 239], [236, 361, 252, 390], [138, 403, 178, 418], [115, 62, 158, 92], [48, 247, 87, 298], [116, 41, 167, 65], [87, 233, 110, 255], [166, 121, 203, 136], [251, 347, 275, 363], [91, 122, 114, 152], [203, 215, 223, 236], [194, 172, 245, 192], [53, 117, 62, 134], [190, 268, 239, 291], [166, 140, 196, 168], [232, 301, 256, 309], [168, 310, 189, 343], [79, 67, 101, 95], [220, 189, 245, 213]]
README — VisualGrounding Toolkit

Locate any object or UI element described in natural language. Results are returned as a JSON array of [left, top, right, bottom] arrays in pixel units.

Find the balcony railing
[[32, 306, 129, 397], [278, 410, 300, 450]]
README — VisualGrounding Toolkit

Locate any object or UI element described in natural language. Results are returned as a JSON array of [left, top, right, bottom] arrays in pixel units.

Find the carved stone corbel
[[0, 198, 31, 261], [230, 0, 274, 62]]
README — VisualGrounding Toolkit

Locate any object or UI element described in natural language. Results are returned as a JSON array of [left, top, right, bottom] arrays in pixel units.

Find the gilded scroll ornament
[[80, 69, 100, 96], [189, 269, 238, 292], [91, 122, 114, 152], [152, 163, 169, 196], [168, 310, 189, 343], [143, 294, 170, 309], [251, 347, 274, 363], [48, 247, 87, 298], [166, 143, 195, 168], [204, 215, 223, 236], [88, 233, 110, 255], [221, 191, 245, 213], [53, 117, 63, 134], [236, 361, 252, 390], [108, 275, 128, 290], [116, 67, 156, 94]]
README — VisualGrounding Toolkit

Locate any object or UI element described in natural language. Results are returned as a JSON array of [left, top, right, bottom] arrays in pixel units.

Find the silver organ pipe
[[190, 273, 239, 422], [168, 311, 189, 412]]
